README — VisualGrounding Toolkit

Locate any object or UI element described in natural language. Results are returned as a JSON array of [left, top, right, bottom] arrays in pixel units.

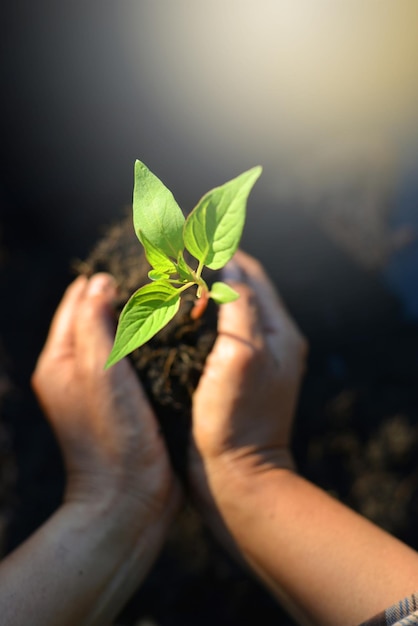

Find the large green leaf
[[183, 166, 262, 270], [105, 282, 180, 368], [133, 160, 185, 258]]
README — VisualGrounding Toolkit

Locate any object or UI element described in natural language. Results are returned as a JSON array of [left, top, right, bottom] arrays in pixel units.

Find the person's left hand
[[32, 273, 180, 531]]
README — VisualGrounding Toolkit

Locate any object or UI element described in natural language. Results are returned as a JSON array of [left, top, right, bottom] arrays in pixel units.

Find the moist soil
[[77, 217, 219, 481], [1, 214, 418, 626]]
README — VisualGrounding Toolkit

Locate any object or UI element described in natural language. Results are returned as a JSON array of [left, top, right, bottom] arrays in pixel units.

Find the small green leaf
[[183, 166, 262, 270], [148, 270, 170, 281], [209, 281, 240, 304], [139, 230, 177, 275], [105, 282, 180, 368], [133, 160, 185, 258], [176, 251, 195, 282]]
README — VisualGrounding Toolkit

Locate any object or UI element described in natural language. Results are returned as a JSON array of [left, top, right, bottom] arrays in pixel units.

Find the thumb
[[74, 273, 119, 371], [42, 275, 88, 358], [216, 257, 264, 349], [75, 274, 154, 413]]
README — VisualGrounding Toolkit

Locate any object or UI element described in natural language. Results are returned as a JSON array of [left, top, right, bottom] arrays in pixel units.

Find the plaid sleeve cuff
[[359, 593, 418, 626]]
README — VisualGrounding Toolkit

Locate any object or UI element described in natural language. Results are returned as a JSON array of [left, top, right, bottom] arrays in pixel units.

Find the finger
[[74, 273, 119, 370], [75, 273, 156, 422], [215, 282, 264, 349], [231, 250, 290, 333], [221, 251, 284, 341], [194, 283, 265, 425], [43, 275, 88, 357], [223, 251, 306, 366]]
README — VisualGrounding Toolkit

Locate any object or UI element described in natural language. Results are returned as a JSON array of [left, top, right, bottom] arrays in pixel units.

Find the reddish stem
[[190, 290, 209, 320]]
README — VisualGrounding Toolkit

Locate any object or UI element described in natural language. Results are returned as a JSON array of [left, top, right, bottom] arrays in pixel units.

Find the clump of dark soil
[[77, 216, 219, 478]]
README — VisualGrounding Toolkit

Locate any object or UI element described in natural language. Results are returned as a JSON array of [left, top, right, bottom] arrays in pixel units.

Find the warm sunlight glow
[[132, 1, 418, 197]]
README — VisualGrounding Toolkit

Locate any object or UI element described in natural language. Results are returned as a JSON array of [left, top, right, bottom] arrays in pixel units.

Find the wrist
[[188, 449, 296, 566], [191, 443, 296, 489], [59, 496, 166, 552], [64, 465, 180, 539], [189, 445, 296, 523], [59, 481, 180, 585]]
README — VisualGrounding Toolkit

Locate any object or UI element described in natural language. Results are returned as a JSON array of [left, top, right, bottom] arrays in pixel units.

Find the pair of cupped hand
[[32, 250, 307, 546]]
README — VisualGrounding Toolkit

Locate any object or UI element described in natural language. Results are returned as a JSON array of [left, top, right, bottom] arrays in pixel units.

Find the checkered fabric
[[359, 593, 418, 626]]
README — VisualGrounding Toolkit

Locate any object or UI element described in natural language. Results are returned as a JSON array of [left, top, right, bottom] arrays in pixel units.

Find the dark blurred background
[[2, 1, 418, 321], [1, 2, 418, 624]]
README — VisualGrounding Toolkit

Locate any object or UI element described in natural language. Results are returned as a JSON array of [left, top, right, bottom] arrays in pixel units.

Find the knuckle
[[31, 355, 47, 393], [241, 252, 263, 275], [251, 257, 264, 275], [212, 333, 264, 374], [232, 337, 265, 373]]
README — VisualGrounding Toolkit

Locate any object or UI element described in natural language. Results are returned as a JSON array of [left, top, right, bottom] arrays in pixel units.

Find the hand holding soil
[[31, 271, 180, 537], [189, 249, 307, 491]]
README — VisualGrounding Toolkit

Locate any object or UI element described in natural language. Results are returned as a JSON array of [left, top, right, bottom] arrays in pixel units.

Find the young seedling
[[105, 160, 262, 368]]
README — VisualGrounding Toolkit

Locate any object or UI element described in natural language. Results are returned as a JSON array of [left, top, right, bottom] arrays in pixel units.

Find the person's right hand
[[189, 250, 308, 517], [188, 252, 418, 626]]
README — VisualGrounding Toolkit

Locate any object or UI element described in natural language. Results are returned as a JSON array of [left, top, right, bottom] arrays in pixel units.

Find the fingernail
[[86, 273, 117, 298], [222, 259, 243, 283]]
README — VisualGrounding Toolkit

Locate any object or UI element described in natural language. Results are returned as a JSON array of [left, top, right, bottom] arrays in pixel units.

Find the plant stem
[[177, 282, 196, 294], [195, 259, 205, 279]]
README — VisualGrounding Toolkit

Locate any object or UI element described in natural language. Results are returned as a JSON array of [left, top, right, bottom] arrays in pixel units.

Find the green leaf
[[133, 160, 185, 258], [209, 281, 240, 304], [176, 251, 195, 282], [183, 166, 262, 270], [139, 230, 177, 274], [148, 270, 170, 281], [105, 282, 180, 368]]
